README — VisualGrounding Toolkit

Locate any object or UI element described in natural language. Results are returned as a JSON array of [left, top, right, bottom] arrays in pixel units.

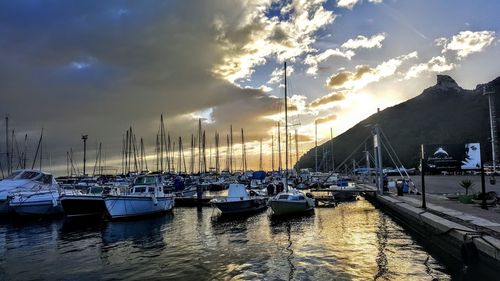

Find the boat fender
[[52, 198, 58, 207], [152, 194, 158, 205], [461, 238, 479, 266]]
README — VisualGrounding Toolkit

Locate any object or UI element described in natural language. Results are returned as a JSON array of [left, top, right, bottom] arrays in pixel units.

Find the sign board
[[423, 143, 481, 171]]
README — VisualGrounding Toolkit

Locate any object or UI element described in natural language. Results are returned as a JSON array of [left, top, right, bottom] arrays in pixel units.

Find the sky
[[0, 0, 499, 175]]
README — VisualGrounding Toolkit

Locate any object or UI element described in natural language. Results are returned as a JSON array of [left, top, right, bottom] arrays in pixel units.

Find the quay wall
[[364, 192, 500, 278]]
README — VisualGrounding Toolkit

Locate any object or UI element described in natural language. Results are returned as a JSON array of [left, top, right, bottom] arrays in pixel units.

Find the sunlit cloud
[[267, 65, 295, 84], [315, 113, 337, 125], [326, 51, 418, 90], [404, 56, 455, 80], [307, 92, 346, 109], [212, 0, 335, 83], [341, 33, 386, 49], [337, 0, 383, 10], [436, 30, 495, 60], [305, 48, 355, 75]]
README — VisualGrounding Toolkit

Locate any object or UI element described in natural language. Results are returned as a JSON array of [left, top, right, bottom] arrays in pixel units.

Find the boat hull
[[10, 199, 64, 216], [60, 195, 106, 217], [212, 198, 267, 214], [104, 195, 174, 219], [268, 200, 314, 216], [0, 200, 14, 214]]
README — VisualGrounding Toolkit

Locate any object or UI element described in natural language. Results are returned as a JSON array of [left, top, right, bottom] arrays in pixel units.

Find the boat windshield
[[20, 171, 42, 180], [5, 171, 22, 180], [134, 176, 157, 185]]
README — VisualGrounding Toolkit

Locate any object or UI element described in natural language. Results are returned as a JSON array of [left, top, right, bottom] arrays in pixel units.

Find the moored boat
[[211, 184, 267, 215], [104, 175, 174, 219], [60, 186, 107, 218], [268, 189, 315, 216]]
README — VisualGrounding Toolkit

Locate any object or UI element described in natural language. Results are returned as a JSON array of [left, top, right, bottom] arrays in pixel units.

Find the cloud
[[337, 0, 383, 9], [267, 65, 295, 84], [315, 113, 337, 124], [304, 48, 355, 75], [341, 33, 386, 49], [308, 92, 346, 109], [212, 0, 335, 83], [326, 51, 418, 89], [404, 56, 455, 79], [436, 30, 495, 60], [0, 1, 333, 174]]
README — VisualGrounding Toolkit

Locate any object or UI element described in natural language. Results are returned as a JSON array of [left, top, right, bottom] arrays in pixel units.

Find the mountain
[[296, 75, 500, 171]]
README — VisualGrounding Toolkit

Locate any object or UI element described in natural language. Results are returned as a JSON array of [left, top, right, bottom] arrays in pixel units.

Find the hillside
[[296, 75, 500, 171]]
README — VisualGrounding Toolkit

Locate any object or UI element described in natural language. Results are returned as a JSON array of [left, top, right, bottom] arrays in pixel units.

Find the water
[[0, 199, 452, 280]]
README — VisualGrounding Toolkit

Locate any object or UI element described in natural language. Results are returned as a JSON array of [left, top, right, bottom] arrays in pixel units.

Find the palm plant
[[459, 179, 474, 195]]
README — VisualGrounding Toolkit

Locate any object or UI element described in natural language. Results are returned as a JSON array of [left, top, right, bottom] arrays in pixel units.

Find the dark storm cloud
[[0, 1, 288, 173]]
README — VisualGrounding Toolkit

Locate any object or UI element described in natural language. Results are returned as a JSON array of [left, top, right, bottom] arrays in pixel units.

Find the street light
[[483, 86, 496, 174], [82, 135, 88, 176]]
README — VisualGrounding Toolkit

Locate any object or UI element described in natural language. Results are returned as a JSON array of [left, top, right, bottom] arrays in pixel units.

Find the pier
[[359, 182, 500, 277]]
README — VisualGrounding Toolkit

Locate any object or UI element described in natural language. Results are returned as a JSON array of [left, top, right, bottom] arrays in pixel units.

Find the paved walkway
[[357, 183, 500, 238]]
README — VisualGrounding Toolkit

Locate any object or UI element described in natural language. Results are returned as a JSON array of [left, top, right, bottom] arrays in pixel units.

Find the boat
[[267, 62, 316, 216], [104, 175, 174, 219], [9, 187, 64, 216], [268, 189, 315, 216], [210, 184, 267, 215], [60, 186, 107, 218], [0, 170, 60, 214]]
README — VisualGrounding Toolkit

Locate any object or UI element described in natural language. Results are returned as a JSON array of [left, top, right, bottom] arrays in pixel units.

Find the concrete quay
[[359, 182, 500, 279]]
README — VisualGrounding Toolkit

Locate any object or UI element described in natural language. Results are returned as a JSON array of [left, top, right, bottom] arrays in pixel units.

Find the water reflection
[[0, 199, 456, 280]]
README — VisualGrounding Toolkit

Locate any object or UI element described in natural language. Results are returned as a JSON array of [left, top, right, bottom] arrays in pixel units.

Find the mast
[[294, 129, 299, 170], [5, 116, 10, 175], [230, 125, 233, 173], [82, 133, 87, 175], [160, 115, 164, 172], [330, 127, 334, 171], [315, 121, 318, 172], [240, 128, 244, 171], [284, 61, 289, 192], [278, 122, 282, 172], [190, 134, 195, 174], [198, 119, 202, 174], [259, 138, 263, 170], [271, 134, 275, 172]]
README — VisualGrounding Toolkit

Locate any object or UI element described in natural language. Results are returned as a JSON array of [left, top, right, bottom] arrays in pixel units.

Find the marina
[[1, 1, 500, 280]]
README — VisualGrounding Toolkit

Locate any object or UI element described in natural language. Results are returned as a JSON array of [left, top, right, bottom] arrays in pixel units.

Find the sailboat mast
[[259, 138, 263, 171], [278, 122, 281, 172], [271, 134, 275, 172], [315, 121, 318, 172], [284, 62, 288, 191]]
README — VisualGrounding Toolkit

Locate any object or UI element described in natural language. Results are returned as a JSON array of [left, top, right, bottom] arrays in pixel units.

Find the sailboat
[[268, 62, 315, 216]]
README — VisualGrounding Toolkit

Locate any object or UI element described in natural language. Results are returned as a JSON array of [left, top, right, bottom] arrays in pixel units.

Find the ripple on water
[[0, 199, 455, 280]]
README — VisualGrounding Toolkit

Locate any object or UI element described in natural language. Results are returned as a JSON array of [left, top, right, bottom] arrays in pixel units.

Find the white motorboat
[[9, 187, 64, 216], [211, 184, 267, 215], [0, 170, 59, 214], [104, 175, 174, 219], [268, 189, 315, 216]]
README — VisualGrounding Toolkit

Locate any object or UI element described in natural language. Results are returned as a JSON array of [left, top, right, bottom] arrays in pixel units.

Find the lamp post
[[82, 135, 88, 176], [483, 86, 496, 174]]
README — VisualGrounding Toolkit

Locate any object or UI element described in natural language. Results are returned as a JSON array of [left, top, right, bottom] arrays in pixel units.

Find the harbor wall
[[364, 192, 500, 278]]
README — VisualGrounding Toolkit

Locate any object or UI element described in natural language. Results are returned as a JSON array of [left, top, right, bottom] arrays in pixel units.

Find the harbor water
[[0, 198, 452, 280]]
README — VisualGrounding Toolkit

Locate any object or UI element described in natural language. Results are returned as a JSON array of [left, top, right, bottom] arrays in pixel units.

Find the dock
[[360, 182, 500, 277]]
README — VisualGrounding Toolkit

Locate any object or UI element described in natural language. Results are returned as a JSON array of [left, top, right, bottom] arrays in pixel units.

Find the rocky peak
[[435, 75, 462, 92]]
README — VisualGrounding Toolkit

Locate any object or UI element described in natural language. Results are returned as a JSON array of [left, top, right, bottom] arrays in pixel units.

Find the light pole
[[82, 135, 88, 176], [483, 86, 496, 174]]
